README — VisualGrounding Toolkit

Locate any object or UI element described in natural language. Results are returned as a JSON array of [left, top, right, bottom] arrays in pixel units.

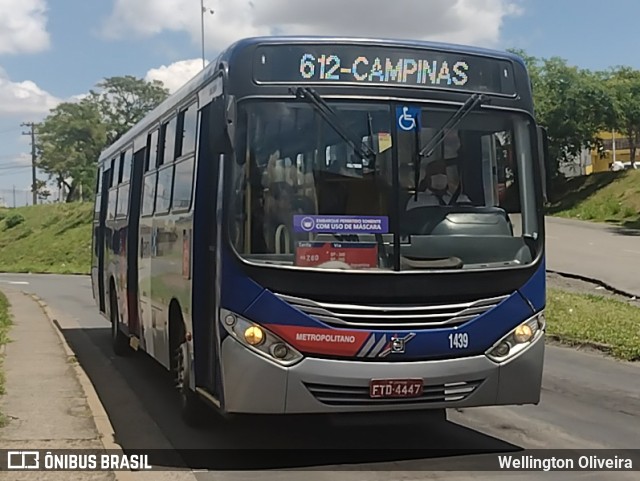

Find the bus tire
[[110, 287, 130, 356], [170, 310, 205, 427]]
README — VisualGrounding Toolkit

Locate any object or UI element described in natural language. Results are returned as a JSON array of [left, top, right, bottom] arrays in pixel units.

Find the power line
[[0, 126, 21, 135], [0, 165, 31, 172]]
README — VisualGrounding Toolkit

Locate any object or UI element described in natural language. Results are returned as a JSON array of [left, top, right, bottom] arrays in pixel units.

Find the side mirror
[[536, 126, 550, 204]]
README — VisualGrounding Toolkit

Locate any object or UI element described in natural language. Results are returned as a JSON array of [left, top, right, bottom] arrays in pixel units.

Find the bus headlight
[[486, 312, 545, 363], [220, 309, 303, 366]]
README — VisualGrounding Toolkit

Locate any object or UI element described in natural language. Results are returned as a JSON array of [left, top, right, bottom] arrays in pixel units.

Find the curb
[[547, 269, 639, 300], [28, 293, 141, 481]]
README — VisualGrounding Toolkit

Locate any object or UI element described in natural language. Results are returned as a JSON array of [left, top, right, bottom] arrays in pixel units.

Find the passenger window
[[116, 184, 130, 218], [111, 156, 120, 187], [121, 147, 133, 182], [141, 172, 157, 216], [147, 130, 159, 171], [161, 117, 178, 166], [178, 103, 198, 157], [155, 165, 174, 214], [172, 157, 194, 210], [107, 189, 117, 220]]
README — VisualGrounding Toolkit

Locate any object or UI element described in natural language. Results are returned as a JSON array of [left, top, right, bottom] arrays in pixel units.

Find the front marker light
[[486, 313, 545, 363], [270, 343, 289, 359], [220, 309, 303, 366]]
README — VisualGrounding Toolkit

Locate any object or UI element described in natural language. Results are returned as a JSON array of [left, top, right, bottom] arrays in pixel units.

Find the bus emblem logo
[[378, 333, 416, 357], [392, 336, 406, 353]]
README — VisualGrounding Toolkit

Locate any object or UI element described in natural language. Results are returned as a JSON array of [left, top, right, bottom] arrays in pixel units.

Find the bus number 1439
[[449, 333, 469, 349]]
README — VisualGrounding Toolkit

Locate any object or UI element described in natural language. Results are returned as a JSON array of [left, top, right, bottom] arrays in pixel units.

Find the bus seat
[[401, 206, 513, 237], [275, 224, 292, 254]]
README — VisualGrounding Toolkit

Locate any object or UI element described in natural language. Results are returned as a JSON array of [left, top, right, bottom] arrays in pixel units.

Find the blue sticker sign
[[396, 106, 421, 132], [293, 215, 389, 234]]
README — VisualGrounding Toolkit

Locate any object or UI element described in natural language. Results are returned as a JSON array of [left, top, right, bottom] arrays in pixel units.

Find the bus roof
[[98, 35, 527, 162], [223, 35, 527, 67]]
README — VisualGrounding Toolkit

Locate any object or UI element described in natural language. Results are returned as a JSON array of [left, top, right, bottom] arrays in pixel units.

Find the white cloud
[[0, 67, 60, 115], [145, 59, 209, 93], [103, 0, 521, 51], [103, 0, 267, 50], [0, 0, 50, 54]]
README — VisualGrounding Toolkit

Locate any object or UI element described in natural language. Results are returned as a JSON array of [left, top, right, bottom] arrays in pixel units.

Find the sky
[[1, 0, 639, 206]]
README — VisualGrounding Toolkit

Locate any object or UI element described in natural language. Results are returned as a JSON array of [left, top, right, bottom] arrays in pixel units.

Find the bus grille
[[273, 293, 509, 330], [304, 380, 482, 406]]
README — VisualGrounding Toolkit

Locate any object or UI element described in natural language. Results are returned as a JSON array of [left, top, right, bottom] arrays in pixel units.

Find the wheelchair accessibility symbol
[[396, 106, 420, 132]]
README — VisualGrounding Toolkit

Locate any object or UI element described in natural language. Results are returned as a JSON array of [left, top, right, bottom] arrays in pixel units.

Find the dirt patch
[[546, 272, 640, 308]]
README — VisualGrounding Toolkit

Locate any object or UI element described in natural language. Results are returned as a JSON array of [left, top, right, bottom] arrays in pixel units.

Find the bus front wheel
[[174, 340, 205, 426]]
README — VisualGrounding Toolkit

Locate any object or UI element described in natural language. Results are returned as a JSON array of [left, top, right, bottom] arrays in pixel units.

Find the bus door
[[96, 167, 110, 313], [192, 93, 225, 395], [126, 146, 146, 339]]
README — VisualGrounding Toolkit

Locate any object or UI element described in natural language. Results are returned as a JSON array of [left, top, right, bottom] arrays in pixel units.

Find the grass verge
[[0, 290, 12, 426], [0, 202, 93, 274], [546, 288, 640, 362], [547, 169, 640, 229]]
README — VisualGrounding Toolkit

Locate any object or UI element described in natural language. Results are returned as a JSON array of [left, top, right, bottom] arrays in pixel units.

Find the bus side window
[[146, 129, 159, 171], [160, 116, 178, 166], [155, 165, 174, 214], [107, 159, 118, 220], [141, 172, 157, 217], [172, 157, 195, 211], [176, 103, 198, 159]]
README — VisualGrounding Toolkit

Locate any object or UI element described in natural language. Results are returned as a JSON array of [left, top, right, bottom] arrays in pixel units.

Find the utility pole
[[200, 0, 206, 69], [200, 2, 214, 69], [12, 185, 16, 208], [21, 122, 38, 206]]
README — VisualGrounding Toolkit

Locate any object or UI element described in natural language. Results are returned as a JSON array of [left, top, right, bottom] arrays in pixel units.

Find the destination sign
[[253, 44, 516, 94]]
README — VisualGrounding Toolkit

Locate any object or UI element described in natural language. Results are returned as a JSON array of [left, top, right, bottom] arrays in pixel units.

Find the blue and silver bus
[[92, 36, 549, 425]]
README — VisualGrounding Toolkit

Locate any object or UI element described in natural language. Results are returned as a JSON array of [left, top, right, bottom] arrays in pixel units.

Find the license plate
[[369, 379, 424, 399]]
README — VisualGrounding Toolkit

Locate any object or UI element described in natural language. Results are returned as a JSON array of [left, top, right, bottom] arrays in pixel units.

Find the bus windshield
[[229, 99, 540, 272]]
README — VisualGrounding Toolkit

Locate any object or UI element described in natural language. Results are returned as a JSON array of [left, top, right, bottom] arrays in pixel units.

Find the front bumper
[[219, 331, 545, 414]]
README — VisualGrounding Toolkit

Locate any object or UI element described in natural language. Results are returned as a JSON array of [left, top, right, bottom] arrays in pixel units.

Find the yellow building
[[588, 130, 637, 174]]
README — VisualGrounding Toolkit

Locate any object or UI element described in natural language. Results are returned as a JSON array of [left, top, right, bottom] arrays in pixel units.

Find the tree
[[605, 66, 640, 167], [91, 76, 169, 144], [36, 75, 169, 202], [509, 49, 617, 177], [36, 97, 107, 202], [33, 179, 52, 202]]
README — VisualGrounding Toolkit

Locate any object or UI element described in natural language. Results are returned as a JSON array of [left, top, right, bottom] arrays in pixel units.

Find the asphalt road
[[0, 272, 638, 480], [545, 217, 640, 298]]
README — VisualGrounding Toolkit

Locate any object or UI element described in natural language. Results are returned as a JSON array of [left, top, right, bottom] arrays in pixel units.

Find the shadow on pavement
[[605, 224, 640, 236], [59, 326, 523, 471]]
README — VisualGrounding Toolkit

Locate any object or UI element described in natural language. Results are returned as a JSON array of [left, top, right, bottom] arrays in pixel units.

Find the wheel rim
[[175, 342, 189, 392]]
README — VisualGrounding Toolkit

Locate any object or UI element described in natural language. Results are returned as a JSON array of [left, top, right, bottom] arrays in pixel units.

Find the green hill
[[0, 203, 93, 275], [548, 169, 640, 229]]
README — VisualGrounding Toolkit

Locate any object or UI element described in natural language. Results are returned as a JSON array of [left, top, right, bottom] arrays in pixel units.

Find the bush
[[4, 213, 25, 230]]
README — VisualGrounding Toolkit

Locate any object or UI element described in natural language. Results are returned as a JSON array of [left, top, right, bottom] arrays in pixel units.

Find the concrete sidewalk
[[0, 287, 117, 480], [0, 288, 194, 481]]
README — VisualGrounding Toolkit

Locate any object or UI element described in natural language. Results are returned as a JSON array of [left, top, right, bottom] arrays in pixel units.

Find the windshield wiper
[[413, 93, 487, 200], [291, 86, 376, 163]]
